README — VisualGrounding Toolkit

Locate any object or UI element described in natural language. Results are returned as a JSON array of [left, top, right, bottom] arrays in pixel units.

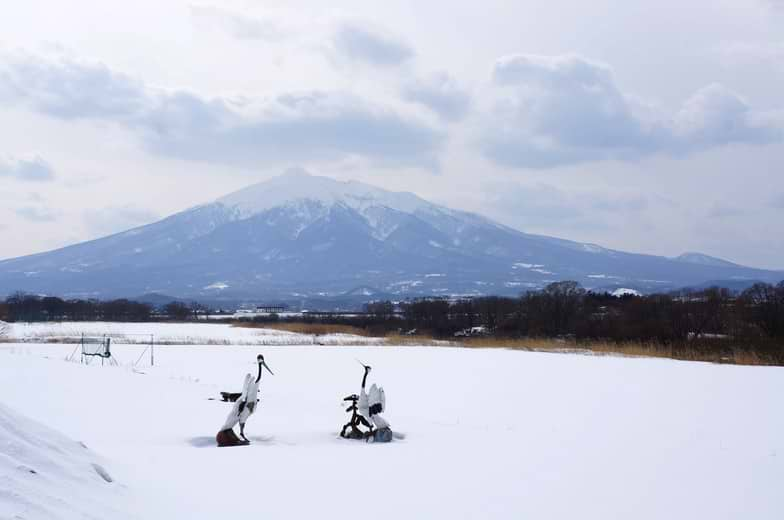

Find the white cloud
[[480, 54, 783, 168], [0, 54, 443, 170], [673, 84, 781, 147]]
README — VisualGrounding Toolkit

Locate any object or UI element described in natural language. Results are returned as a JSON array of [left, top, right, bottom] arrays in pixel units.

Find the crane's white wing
[[358, 388, 370, 420], [221, 374, 252, 430], [368, 384, 385, 414]]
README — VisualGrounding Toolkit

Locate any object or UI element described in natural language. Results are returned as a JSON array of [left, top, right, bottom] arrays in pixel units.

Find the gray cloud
[[482, 54, 783, 169], [83, 206, 159, 238], [15, 206, 57, 222], [0, 55, 442, 170], [0, 155, 55, 182], [402, 73, 471, 121], [484, 181, 650, 233], [0, 56, 147, 120], [333, 22, 413, 66], [491, 183, 584, 222], [771, 193, 784, 209], [673, 84, 781, 148], [139, 91, 443, 169], [189, 5, 284, 41]]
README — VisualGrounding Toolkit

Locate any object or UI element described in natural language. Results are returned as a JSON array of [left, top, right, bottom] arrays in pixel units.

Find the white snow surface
[[0, 401, 132, 520], [0, 323, 782, 519], [4, 321, 383, 346]]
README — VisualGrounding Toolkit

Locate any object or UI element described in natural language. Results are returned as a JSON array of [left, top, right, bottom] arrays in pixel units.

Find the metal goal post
[[70, 333, 155, 367]]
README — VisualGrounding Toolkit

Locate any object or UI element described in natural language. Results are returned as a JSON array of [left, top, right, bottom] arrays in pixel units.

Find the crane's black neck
[[255, 362, 262, 383], [361, 367, 370, 389]]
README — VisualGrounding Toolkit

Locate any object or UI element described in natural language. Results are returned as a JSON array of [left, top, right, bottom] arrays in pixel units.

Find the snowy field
[[0, 323, 782, 519], [3, 321, 384, 346]]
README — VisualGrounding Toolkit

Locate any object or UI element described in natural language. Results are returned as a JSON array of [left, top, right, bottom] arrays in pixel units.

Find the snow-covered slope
[[0, 402, 132, 520], [0, 171, 780, 300]]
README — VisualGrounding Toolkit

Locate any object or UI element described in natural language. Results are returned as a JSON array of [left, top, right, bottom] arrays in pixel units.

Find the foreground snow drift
[[0, 331, 782, 519], [0, 402, 132, 520]]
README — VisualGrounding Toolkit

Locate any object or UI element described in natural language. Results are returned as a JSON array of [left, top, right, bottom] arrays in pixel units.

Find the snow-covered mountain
[[0, 170, 780, 302], [672, 252, 742, 268]]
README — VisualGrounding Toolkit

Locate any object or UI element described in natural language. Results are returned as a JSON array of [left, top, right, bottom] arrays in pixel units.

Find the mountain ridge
[[0, 171, 780, 301]]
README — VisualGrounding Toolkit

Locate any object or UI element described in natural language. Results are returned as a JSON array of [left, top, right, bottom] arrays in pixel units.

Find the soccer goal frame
[[69, 333, 155, 367], [79, 335, 116, 366]]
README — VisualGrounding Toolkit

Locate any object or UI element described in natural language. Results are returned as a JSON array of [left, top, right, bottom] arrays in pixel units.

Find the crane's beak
[[262, 360, 274, 375]]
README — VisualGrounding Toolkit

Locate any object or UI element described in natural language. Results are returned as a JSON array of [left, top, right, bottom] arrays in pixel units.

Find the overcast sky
[[1, 0, 782, 269]]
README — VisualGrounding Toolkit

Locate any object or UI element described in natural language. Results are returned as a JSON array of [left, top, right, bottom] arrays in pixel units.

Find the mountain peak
[[279, 167, 314, 179], [216, 170, 434, 218]]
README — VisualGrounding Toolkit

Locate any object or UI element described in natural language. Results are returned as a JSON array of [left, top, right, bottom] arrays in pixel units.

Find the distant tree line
[[382, 280, 784, 361], [2, 281, 783, 361], [0, 292, 208, 322], [248, 280, 784, 349], [389, 281, 782, 340]]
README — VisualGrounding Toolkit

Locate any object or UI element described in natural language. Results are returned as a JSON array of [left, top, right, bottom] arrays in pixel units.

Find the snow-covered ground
[[0, 323, 782, 519], [4, 321, 383, 346], [0, 402, 133, 520]]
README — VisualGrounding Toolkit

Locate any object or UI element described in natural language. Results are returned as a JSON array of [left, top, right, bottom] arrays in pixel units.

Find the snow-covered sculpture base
[[368, 426, 393, 443], [216, 428, 248, 447], [368, 414, 393, 443]]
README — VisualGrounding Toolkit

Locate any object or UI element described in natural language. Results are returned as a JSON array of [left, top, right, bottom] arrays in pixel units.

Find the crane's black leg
[[239, 422, 249, 443]]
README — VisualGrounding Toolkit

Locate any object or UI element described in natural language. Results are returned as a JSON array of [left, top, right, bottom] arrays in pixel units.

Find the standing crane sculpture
[[216, 354, 274, 447]]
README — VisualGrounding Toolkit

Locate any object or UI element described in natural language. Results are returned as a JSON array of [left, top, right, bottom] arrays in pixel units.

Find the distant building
[[255, 304, 288, 314]]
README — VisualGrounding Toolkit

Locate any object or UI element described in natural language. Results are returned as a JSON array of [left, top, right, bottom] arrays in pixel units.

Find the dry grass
[[234, 321, 374, 337], [461, 336, 781, 366], [378, 334, 454, 347], [236, 321, 781, 365]]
